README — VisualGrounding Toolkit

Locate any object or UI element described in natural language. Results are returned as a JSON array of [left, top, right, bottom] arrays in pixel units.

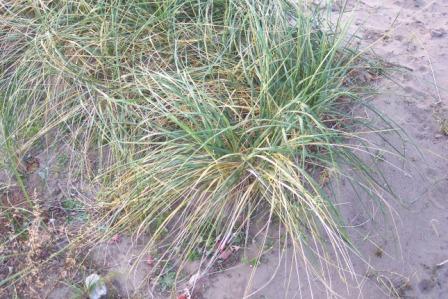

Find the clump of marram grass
[[1, 0, 402, 296]]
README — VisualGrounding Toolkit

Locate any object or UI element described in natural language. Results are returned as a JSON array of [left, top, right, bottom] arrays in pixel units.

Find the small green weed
[[159, 271, 176, 292], [187, 249, 201, 262], [57, 154, 69, 168], [241, 256, 261, 268], [62, 198, 88, 224]]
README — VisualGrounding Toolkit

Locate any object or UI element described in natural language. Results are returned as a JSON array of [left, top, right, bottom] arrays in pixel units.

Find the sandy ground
[[199, 0, 448, 298]]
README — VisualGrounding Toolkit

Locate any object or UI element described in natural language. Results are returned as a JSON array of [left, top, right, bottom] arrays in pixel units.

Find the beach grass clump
[[1, 0, 398, 295]]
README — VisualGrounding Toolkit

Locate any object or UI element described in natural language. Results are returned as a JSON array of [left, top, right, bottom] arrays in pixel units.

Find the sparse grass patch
[[0, 0, 402, 297]]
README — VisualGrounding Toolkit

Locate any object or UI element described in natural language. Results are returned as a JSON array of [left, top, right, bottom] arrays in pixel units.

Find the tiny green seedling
[[62, 198, 88, 223], [159, 271, 176, 292], [241, 256, 261, 267], [57, 153, 69, 168], [187, 249, 201, 262]]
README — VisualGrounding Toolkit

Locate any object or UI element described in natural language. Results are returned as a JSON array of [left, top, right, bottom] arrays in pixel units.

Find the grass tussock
[[0, 0, 401, 296]]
